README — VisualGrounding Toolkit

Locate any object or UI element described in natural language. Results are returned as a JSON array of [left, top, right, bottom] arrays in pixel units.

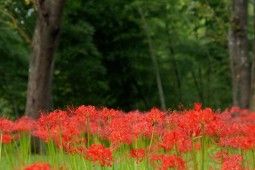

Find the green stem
[[0, 133, 2, 162], [252, 149, 255, 169], [149, 126, 155, 152], [86, 118, 90, 147], [201, 124, 205, 170], [240, 149, 244, 168], [192, 137, 198, 170]]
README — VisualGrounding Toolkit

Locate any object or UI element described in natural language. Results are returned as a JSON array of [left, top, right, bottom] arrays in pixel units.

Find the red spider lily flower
[[75, 105, 97, 118], [101, 107, 119, 120], [194, 102, 202, 111], [107, 117, 133, 145], [220, 137, 241, 149], [109, 129, 132, 145], [205, 120, 228, 137], [32, 128, 50, 142], [0, 117, 15, 133], [85, 144, 113, 167], [131, 120, 151, 139], [37, 110, 69, 129], [150, 154, 185, 170], [227, 123, 248, 136], [195, 108, 216, 125], [176, 113, 201, 137], [214, 151, 229, 163], [165, 113, 184, 130], [1, 133, 13, 144], [220, 136, 255, 150], [221, 154, 244, 170], [33, 110, 69, 142], [13, 116, 36, 132], [129, 148, 146, 163], [159, 129, 189, 152], [24, 162, 51, 170], [146, 108, 164, 125]]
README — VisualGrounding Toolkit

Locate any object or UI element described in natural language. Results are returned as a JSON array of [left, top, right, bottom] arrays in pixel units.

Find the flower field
[[1, 103, 255, 170]]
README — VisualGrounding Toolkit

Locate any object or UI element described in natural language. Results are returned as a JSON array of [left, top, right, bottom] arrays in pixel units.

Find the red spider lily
[[150, 154, 185, 170], [84, 144, 113, 167], [227, 123, 248, 136], [1, 133, 13, 144], [107, 117, 133, 145], [75, 105, 97, 117], [194, 102, 202, 111], [205, 120, 228, 137], [220, 136, 255, 150], [100, 107, 120, 120], [0, 117, 15, 133], [131, 120, 151, 139], [124, 112, 150, 139], [37, 110, 69, 129], [159, 129, 189, 152], [221, 154, 244, 170], [176, 113, 201, 137], [146, 108, 164, 125], [33, 110, 69, 142], [32, 128, 50, 142], [193, 108, 216, 125], [165, 113, 182, 129], [24, 162, 51, 170], [13, 116, 36, 132], [214, 151, 229, 163], [129, 148, 146, 163]]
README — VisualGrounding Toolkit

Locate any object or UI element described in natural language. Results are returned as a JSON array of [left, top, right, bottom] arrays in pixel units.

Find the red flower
[[160, 129, 189, 152], [107, 117, 133, 145], [221, 154, 244, 170], [146, 108, 164, 125], [150, 154, 185, 170], [214, 151, 229, 163], [129, 148, 146, 163], [0, 117, 15, 133], [85, 144, 113, 167], [13, 116, 36, 132], [75, 105, 97, 118], [24, 162, 51, 170], [33, 110, 69, 142], [205, 120, 228, 137], [1, 133, 13, 144], [101, 107, 119, 120], [194, 102, 202, 111]]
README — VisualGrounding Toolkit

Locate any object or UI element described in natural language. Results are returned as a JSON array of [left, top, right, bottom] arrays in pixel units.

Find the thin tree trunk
[[25, 0, 66, 119], [137, 3, 166, 111], [250, 0, 255, 111], [228, 0, 249, 108], [228, 29, 239, 106], [163, 4, 182, 103], [191, 69, 204, 104]]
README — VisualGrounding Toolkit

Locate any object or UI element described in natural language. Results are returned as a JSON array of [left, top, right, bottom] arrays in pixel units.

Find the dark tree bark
[[25, 0, 66, 119], [250, 0, 255, 111], [228, 0, 249, 108]]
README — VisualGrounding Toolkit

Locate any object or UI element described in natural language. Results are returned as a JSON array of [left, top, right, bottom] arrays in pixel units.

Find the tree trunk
[[228, 0, 249, 108], [163, 4, 182, 103], [25, 0, 66, 119], [137, 3, 166, 111], [250, 0, 255, 111]]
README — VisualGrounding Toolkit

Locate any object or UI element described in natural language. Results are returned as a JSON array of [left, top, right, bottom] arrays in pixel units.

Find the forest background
[[0, 0, 254, 118]]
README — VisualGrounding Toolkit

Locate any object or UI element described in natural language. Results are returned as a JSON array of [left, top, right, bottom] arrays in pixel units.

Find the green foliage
[[0, 0, 239, 116]]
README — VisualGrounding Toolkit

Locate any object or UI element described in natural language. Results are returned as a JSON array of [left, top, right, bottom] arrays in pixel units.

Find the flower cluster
[[1, 103, 255, 169]]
